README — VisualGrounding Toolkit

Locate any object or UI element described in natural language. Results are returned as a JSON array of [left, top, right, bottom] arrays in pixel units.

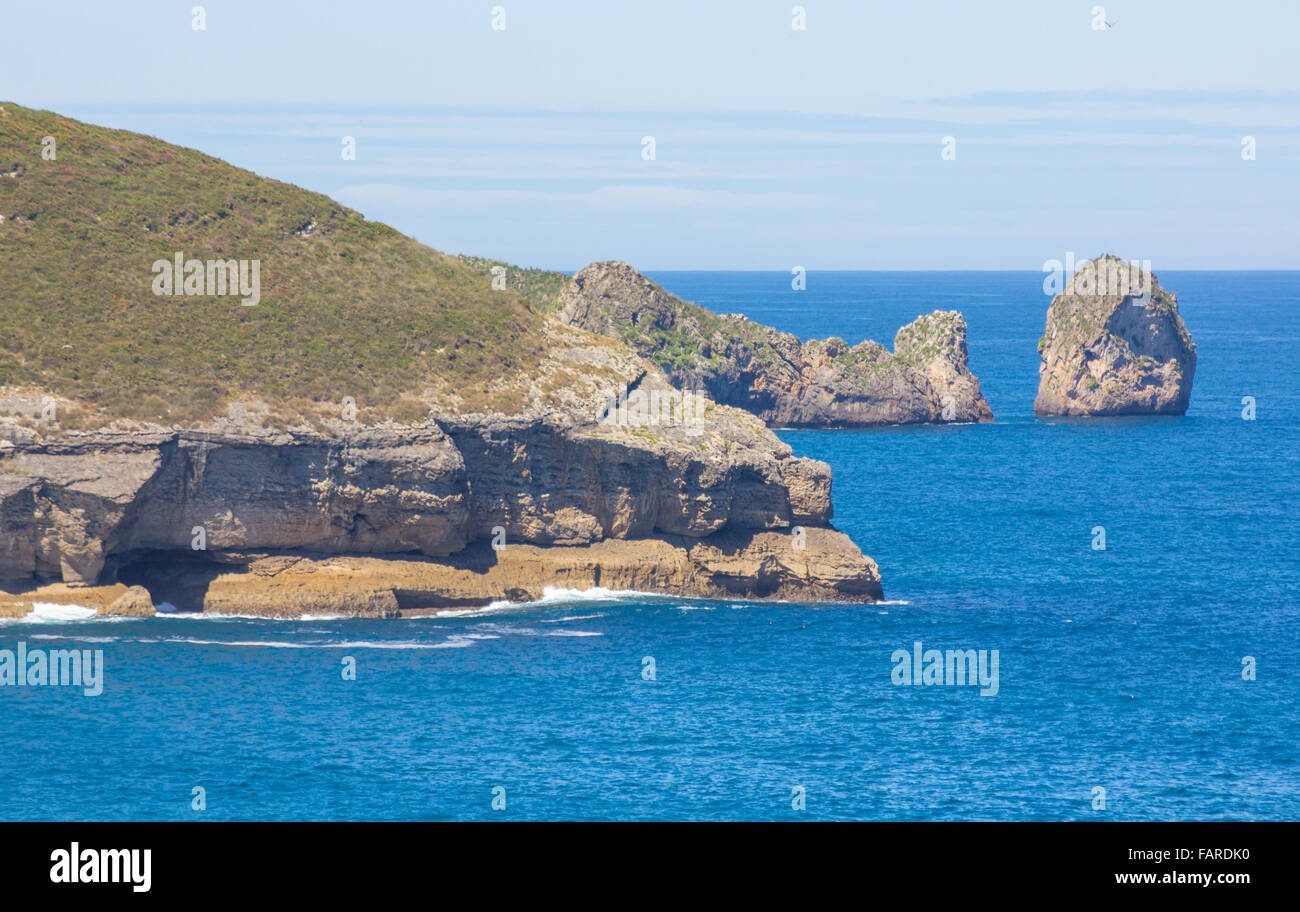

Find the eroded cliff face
[[0, 368, 881, 614], [0, 426, 470, 585], [555, 261, 992, 427], [1034, 257, 1196, 416], [57, 527, 880, 619]]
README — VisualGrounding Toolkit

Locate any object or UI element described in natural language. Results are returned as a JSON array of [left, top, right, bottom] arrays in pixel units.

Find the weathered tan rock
[[895, 311, 994, 423], [0, 426, 471, 584], [0, 450, 161, 584], [0, 372, 882, 605], [130, 527, 881, 618], [0, 581, 155, 617], [1034, 256, 1196, 416], [108, 584, 155, 616]]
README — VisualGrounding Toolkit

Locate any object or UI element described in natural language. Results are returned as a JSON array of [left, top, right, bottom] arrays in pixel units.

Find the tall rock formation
[[1034, 256, 1196, 416]]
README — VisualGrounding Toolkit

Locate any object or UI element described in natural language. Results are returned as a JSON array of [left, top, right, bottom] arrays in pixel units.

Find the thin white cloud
[[332, 183, 846, 214]]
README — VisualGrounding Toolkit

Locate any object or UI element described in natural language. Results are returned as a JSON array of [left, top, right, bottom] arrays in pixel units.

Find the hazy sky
[[4, 1, 1299, 268]]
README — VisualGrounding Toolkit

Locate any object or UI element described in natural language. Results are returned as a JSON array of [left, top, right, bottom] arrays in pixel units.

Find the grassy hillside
[[0, 102, 548, 425], [457, 255, 571, 314]]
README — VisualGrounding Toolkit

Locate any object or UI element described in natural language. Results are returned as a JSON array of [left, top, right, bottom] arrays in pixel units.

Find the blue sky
[[4, 1, 1299, 268]]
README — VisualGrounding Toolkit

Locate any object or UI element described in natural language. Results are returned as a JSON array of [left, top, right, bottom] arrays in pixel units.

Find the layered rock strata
[[0, 383, 882, 613]]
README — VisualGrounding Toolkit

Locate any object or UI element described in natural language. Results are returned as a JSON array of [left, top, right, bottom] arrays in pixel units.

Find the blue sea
[[2, 272, 1298, 821]]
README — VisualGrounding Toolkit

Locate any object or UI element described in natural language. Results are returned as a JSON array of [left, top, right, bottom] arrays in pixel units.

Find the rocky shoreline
[[3, 526, 879, 619], [1, 376, 883, 617]]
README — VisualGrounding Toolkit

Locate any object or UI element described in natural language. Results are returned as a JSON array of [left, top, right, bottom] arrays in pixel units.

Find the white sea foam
[[540, 585, 658, 603], [0, 613, 141, 628], [180, 610, 387, 622], [431, 636, 477, 648], [192, 612, 315, 621], [471, 621, 603, 638], [2, 587, 896, 631], [473, 623, 541, 636], [25, 603, 99, 622], [25, 633, 119, 643], [486, 586, 663, 612], [433, 601, 522, 618], [154, 637, 460, 650], [438, 585, 666, 617], [431, 633, 503, 648]]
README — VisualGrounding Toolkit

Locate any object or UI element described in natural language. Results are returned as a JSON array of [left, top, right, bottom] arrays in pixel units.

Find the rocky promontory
[[550, 261, 992, 427], [1, 380, 882, 615], [0, 102, 884, 614], [1034, 256, 1196, 416]]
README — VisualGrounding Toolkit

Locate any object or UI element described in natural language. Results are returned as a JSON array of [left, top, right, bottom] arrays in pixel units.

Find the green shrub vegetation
[[457, 256, 571, 314], [0, 102, 548, 424]]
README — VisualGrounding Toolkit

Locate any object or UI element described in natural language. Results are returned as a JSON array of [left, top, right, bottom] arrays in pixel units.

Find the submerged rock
[[1034, 256, 1196, 416]]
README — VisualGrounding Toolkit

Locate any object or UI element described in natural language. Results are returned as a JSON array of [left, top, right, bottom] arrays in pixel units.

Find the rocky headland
[[1034, 256, 1196, 416], [0, 102, 882, 617], [467, 258, 993, 427]]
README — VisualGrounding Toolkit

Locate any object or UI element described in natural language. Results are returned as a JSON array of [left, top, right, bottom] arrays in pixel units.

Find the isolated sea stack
[[549, 261, 993, 427], [1034, 256, 1196, 416], [0, 102, 883, 617]]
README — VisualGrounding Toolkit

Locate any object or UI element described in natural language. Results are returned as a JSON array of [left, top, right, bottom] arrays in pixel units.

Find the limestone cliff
[[1034, 256, 1196, 416], [553, 261, 992, 427], [0, 359, 882, 613]]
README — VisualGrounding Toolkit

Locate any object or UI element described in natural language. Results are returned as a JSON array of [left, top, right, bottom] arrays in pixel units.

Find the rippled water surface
[[3, 272, 1297, 820]]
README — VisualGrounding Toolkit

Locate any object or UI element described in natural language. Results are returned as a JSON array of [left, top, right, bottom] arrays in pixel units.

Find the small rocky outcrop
[[555, 261, 992, 427], [0, 582, 156, 618], [1034, 256, 1196, 416]]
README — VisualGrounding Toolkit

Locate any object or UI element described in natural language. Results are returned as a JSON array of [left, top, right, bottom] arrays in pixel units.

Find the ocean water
[[2, 272, 1297, 821]]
